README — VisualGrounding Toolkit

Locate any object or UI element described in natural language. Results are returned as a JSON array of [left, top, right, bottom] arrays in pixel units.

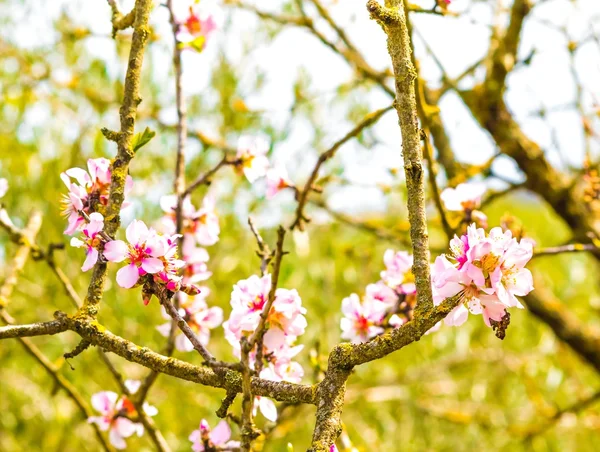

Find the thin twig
[[247, 217, 273, 276], [291, 105, 394, 230], [532, 243, 599, 258], [183, 154, 238, 197]]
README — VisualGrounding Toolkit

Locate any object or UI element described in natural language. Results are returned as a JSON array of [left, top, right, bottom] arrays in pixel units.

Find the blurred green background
[[2, 0, 600, 451]]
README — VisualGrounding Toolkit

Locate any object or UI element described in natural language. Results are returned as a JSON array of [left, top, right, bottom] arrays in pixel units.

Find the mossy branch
[[81, 0, 153, 318]]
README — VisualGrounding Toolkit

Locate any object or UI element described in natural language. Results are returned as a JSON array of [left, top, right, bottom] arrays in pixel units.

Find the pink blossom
[[160, 194, 220, 246], [330, 445, 339, 452], [365, 282, 398, 308], [223, 275, 307, 377], [260, 357, 304, 385], [181, 237, 212, 284], [176, 3, 216, 53], [224, 275, 307, 345], [88, 385, 156, 450], [340, 294, 387, 343], [60, 158, 132, 235], [236, 135, 270, 183], [156, 292, 223, 352], [441, 182, 488, 227], [380, 249, 415, 294], [225, 274, 272, 337], [70, 212, 105, 271], [441, 182, 486, 212], [266, 166, 293, 199], [0, 178, 7, 198], [151, 233, 187, 293], [103, 220, 167, 289], [432, 224, 534, 329], [189, 419, 240, 452]]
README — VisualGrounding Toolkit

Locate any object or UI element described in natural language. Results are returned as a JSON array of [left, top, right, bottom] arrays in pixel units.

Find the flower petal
[[141, 257, 164, 274], [116, 264, 140, 289], [104, 240, 129, 262], [82, 248, 99, 272]]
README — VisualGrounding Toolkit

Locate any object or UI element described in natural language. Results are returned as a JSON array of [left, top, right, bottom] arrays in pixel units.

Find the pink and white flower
[[160, 194, 220, 247], [181, 237, 212, 284], [431, 223, 534, 329], [176, 3, 217, 53], [365, 282, 398, 308], [441, 182, 486, 212], [103, 220, 167, 289], [441, 182, 488, 227], [189, 419, 239, 452], [60, 158, 133, 235], [380, 249, 415, 294], [340, 294, 387, 343], [236, 136, 270, 183], [156, 292, 223, 352], [224, 275, 307, 346], [70, 212, 105, 271], [266, 166, 293, 199], [88, 384, 156, 450]]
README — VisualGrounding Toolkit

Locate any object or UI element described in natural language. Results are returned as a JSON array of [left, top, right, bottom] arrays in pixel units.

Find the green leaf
[[131, 127, 156, 153]]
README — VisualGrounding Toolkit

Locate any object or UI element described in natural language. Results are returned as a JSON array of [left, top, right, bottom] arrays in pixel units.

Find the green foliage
[[132, 127, 157, 153]]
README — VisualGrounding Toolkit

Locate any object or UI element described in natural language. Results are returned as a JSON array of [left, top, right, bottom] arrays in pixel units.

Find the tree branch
[[82, 0, 153, 318]]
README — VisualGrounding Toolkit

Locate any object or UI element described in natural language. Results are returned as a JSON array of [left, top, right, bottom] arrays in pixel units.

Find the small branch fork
[[239, 224, 287, 450], [290, 104, 394, 231]]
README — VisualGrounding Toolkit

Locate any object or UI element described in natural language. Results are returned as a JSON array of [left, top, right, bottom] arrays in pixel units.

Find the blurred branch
[[107, 0, 136, 35], [523, 280, 600, 374], [291, 104, 394, 231], [0, 212, 114, 451], [520, 389, 600, 440], [533, 243, 600, 259], [138, 0, 189, 407], [183, 153, 239, 197]]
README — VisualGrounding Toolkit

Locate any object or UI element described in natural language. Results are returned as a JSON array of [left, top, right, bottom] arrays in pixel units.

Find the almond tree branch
[[107, 0, 135, 35], [532, 243, 599, 258], [82, 0, 153, 318], [138, 0, 189, 406], [308, 2, 439, 447], [239, 226, 286, 450], [0, 313, 317, 405], [367, 0, 433, 316]]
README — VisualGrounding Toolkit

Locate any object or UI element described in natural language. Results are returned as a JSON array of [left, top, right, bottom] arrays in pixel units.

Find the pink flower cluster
[[88, 380, 157, 450], [432, 224, 534, 328], [235, 135, 295, 199], [341, 250, 414, 343], [61, 157, 132, 235], [189, 419, 239, 452], [104, 219, 187, 294], [223, 273, 307, 421], [157, 291, 223, 352], [159, 194, 218, 287]]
